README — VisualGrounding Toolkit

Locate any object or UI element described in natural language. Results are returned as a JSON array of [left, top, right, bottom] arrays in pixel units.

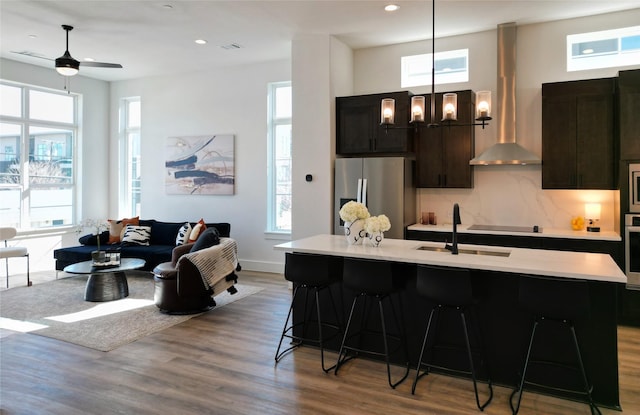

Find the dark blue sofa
[[54, 220, 231, 272]]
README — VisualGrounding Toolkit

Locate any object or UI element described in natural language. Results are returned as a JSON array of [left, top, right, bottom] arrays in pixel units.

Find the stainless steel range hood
[[470, 23, 541, 166]]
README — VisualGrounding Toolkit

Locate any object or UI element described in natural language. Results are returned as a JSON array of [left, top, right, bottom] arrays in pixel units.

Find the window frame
[[266, 81, 292, 237], [401, 49, 469, 88], [118, 96, 141, 218], [567, 26, 640, 72], [0, 80, 78, 231]]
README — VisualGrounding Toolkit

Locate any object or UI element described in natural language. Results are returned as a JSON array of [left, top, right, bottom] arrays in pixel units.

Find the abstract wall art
[[165, 134, 235, 195]]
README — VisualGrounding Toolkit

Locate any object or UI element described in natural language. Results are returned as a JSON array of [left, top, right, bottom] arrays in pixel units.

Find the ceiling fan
[[54, 24, 122, 76]]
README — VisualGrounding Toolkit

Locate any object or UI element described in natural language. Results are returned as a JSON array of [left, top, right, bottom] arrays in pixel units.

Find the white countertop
[[407, 223, 622, 241], [274, 234, 626, 284]]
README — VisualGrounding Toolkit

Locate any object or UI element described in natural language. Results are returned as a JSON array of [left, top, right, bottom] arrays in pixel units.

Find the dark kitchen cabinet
[[408, 227, 634, 326], [336, 91, 412, 155], [618, 69, 640, 161], [542, 78, 616, 189], [416, 90, 475, 188]]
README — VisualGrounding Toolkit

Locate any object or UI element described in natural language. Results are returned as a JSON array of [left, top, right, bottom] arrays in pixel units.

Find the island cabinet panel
[[542, 78, 616, 189], [407, 228, 637, 327], [281, 248, 620, 410], [618, 69, 640, 160], [336, 91, 412, 155], [416, 90, 475, 188], [276, 235, 624, 409]]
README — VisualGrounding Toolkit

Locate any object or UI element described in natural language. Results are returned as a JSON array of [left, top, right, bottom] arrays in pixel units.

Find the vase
[[344, 219, 366, 245], [91, 250, 106, 263], [367, 231, 384, 247]]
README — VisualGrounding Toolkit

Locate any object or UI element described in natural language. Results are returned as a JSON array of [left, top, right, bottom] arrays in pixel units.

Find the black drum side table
[[63, 258, 146, 302]]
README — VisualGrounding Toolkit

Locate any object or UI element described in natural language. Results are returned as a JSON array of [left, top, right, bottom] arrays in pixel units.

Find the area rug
[[0, 273, 263, 352]]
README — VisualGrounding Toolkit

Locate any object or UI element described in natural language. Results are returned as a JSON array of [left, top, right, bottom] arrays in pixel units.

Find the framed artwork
[[165, 134, 235, 195]]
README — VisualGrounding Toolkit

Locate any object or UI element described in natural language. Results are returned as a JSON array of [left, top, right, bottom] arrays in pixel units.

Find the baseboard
[[237, 259, 283, 275]]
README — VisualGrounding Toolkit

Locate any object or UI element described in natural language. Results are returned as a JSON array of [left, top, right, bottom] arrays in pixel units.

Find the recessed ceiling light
[[385, 4, 399, 12], [28, 34, 37, 39], [195, 39, 207, 45], [83, 57, 95, 62]]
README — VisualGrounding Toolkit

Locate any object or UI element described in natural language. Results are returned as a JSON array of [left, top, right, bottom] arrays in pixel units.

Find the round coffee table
[[63, 258, 146, 302]]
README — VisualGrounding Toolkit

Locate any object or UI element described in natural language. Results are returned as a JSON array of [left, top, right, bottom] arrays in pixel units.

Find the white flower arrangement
[[83, 219, 109, 251], [83, 219, 109, 234], [365, 214, 391, 234], [339, 201, 370, 223]]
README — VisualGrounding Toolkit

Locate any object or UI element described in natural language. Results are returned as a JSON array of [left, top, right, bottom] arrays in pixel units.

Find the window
[[119, 97, 141, 218], [267, 82, 292, 234], [0, 82, 77, 230], [567, 26, 640, 72], [401, 49, 469, 88]]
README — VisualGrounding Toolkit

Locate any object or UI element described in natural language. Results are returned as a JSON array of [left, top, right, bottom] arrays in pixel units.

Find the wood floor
[[1, 270, 639, 415]]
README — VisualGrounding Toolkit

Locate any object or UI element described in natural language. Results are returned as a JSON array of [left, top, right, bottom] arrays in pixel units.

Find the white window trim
[[0, 80, 78, 231], [266, 81, 292, 235], [567, 26, 640, 72], [118, 96, 140, 218], [401, 49, 469, 88]]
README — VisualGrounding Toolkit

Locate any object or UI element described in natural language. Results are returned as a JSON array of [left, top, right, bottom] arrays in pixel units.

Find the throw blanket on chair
[[180, 238, 239, 295]]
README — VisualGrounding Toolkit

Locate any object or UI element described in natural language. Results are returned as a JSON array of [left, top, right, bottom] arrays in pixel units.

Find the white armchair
[[0, 227, 30, 288]]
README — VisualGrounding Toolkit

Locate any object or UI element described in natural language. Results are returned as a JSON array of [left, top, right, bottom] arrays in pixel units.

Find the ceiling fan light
[[55, 54, 79, 76], [56, 66, 79, 76]]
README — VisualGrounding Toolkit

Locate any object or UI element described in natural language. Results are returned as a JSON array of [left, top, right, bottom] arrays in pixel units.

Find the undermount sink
[[417, 245, 511, 257]]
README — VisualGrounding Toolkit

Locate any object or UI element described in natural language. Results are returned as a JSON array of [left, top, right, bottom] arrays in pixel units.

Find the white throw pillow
[[175, 222, 192, 245], [121, 225, 151, 246]]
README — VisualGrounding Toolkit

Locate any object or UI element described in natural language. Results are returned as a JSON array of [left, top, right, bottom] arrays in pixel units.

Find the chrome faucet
[[445, 203, 461, 255]]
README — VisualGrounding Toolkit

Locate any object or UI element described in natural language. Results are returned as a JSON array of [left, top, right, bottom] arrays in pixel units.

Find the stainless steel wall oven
[[626, 214, 640, 288], [630, 163, 640, 213]]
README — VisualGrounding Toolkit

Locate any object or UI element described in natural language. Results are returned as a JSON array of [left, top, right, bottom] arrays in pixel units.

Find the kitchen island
[[406, 223, 624, 268], [275, 234, 626, 409]]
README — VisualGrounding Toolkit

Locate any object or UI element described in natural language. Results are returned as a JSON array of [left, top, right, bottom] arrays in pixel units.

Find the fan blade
[[80, 61, 123, 69], [10, 50, 54, 61]]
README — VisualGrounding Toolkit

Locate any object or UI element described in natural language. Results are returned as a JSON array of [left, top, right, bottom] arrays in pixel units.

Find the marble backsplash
[[417, 165, 619, 232]]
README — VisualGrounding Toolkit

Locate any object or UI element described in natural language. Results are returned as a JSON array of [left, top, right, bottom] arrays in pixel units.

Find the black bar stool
[[412, 265, 493, 411], [334, 258, 410, 388], [510, 275, 601, 415], [275, 252, 343, 372]]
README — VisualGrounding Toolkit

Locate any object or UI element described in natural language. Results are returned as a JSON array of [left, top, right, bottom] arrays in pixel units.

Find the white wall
[[290, 34, 333, 242], [353, 9, 640, 233], [290, 34, 354, 244], [0, 58, 110, 272], [110, 59, 291, 273]]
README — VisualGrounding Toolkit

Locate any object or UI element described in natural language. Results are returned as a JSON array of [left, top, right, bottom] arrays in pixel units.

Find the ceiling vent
[[220, 43, 242, 50]]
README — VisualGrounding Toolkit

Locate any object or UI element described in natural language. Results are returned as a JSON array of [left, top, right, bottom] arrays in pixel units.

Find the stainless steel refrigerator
[[334, 157, 416, 240]]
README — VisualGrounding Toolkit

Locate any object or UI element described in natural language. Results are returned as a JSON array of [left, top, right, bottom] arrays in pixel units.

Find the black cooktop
[[467, 224, 542, 233]]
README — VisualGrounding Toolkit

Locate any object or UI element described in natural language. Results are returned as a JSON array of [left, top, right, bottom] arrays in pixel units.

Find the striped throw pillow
[[121, 225, 152, 246], [175, 222, 192, 246]]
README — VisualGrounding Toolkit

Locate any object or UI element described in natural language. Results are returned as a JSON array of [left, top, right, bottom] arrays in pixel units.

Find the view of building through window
[[0, 82, 76, 230], [267, 82, 292, 233], [401, 49, 469, 88], [567, 26, 640, 71]]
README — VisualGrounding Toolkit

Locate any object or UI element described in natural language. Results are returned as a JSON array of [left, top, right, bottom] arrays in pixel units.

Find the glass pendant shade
[[442, 93, 457, 121], [410, 96, 425, 123], [381, 98, 395, 125], [476, 90, 492, 120]]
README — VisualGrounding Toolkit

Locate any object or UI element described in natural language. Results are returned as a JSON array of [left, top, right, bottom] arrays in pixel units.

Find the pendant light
[[381, 0, 492, 130]]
